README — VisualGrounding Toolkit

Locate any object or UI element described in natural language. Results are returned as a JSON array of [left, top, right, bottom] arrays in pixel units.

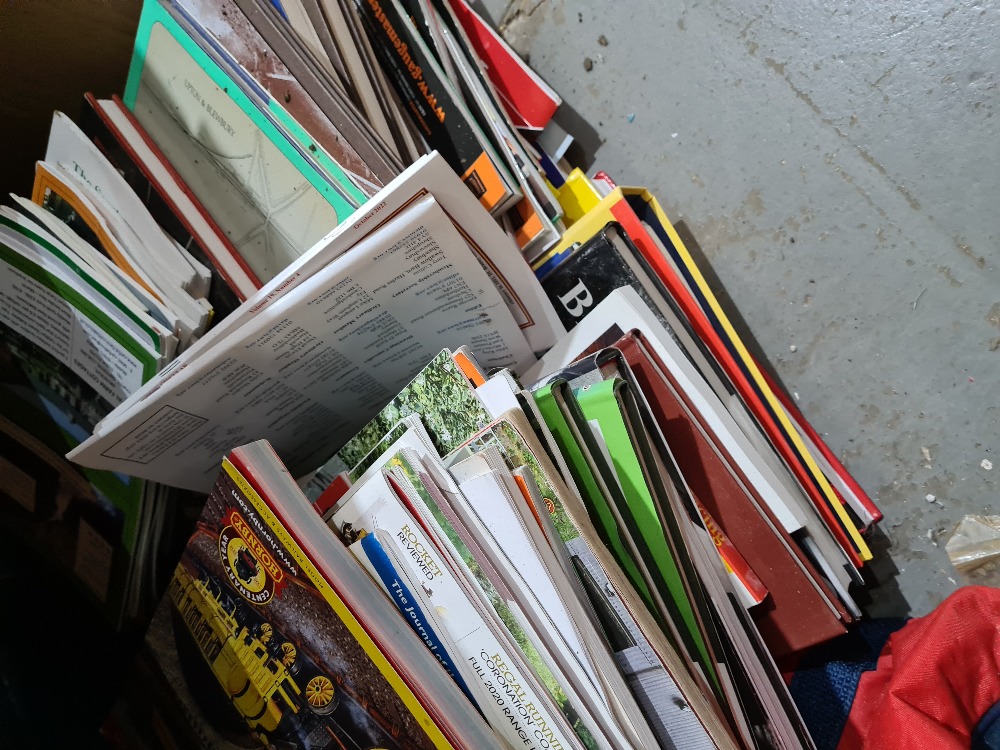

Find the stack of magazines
[[0, 0, 883, 747]]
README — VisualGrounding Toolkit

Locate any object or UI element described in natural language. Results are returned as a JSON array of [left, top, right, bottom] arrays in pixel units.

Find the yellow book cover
[[554, 169, 602, 227], [533, 186, 629, 270], [158, 442, 499, 750]]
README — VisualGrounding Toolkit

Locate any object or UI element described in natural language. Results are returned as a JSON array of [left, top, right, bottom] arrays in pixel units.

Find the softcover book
[[161, 444, 495, 749]]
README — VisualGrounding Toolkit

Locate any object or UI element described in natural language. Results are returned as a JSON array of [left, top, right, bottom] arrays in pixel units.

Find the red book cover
[[445, 0, 560, 131], [599, 191, 869, 567], [614, 330, 849, 659], [753, 361, 883, 529], [623, 187, 881, 546], [312, 471, 352, 517]]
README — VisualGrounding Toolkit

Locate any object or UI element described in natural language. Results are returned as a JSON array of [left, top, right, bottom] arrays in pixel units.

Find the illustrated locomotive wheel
[[258, 623, 273, 644], [280, 642, 297, 668], [304, 674, 336, 714]]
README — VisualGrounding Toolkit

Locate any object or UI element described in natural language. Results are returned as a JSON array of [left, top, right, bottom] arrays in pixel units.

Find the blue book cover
[[356, 532, 479, 708]]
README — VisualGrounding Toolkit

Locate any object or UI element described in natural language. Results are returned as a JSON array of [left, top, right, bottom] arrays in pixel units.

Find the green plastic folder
[[532, 379, 652, 610], [573, 377, 715, 686]]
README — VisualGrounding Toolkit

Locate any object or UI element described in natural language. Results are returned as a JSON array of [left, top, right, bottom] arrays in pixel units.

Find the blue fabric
[[973, 700, 1000, 750], [788, 618, 908, 750]]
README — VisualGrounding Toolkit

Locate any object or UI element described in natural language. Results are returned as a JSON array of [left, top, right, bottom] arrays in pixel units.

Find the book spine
[[754, 362, 882, 527], [354, 0, 511, 214], [618, 191, 873, 564], [355, 532, 479, 705], [696, 502, 769, 607]]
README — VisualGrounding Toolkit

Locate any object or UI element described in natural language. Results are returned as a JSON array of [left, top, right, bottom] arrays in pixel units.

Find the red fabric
[[838, 586, 1000, 750]]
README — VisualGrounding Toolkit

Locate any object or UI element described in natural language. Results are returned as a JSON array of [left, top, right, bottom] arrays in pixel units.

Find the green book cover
[[123, 0, 362, 282], [532, 379, 652, 609], [573, 377, 715, 685], [0, 231, 159, 626]]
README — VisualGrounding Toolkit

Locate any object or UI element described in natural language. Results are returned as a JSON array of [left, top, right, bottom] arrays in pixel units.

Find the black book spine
[[354, 0, 485, 180]]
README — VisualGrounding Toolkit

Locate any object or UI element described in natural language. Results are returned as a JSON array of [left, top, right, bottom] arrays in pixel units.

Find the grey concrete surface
[[483, 0, 999, 617]]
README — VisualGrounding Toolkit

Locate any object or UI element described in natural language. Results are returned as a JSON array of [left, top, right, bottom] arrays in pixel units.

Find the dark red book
[[613, 330, 849, 659]]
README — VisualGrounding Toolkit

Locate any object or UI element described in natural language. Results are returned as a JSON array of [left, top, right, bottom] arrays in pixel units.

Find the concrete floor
[[483, 0, 999, 618]]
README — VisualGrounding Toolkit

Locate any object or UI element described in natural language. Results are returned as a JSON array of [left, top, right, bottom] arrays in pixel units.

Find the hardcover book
[[538, 221, 671, 332], [541, 185, 873, 564]]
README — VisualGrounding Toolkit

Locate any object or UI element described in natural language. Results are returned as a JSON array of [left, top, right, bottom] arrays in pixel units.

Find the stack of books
[[0, 0, 884, 747]]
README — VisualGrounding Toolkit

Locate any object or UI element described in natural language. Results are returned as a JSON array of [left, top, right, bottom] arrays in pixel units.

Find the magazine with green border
[[0, 234, 159, 625], [122, 0, 361, 281], [161, 0, 370, 207], [0, 215, 166, 356]]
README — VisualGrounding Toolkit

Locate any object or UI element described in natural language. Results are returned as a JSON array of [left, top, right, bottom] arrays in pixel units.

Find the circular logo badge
[[220, 523, 278, 605]]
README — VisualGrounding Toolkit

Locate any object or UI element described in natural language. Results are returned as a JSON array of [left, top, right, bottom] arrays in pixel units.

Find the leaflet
[[69, 194, 532, 491]]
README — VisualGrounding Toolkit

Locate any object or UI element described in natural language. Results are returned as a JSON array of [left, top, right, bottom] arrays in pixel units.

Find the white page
[[92, 151, 555, 440], [525, 287, 808, 535], [449, 455, 600, 692], [448, 461, 650, 750], [45, 112, 203, 296], [475, 369, 522, 416], [55, 161, 214, 336], [331, 466, 586, 750], [70, 195, 532, 491], [0, 230, 160, 405]]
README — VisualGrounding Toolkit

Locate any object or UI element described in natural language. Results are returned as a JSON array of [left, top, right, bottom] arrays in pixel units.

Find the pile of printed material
[[0, 0, 883, 747]]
